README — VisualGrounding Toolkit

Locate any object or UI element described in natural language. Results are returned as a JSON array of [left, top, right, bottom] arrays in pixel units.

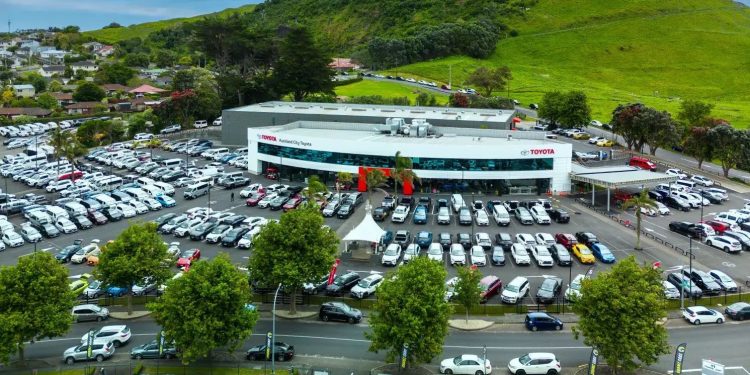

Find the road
[[24, 316, 750, 372]]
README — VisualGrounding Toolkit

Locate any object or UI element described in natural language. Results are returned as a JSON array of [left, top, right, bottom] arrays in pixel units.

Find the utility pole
[[448, 65, 452, 89]]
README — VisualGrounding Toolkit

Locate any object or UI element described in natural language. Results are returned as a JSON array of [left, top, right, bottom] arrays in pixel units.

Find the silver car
[[515, 207, 534, 225], [63, 342, 115, 364], [437, 207, 451, 225], [72, 304, 110, 322]]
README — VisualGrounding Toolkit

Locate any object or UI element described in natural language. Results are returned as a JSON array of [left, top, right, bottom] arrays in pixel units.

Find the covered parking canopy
[[570, 164, 678, 210]]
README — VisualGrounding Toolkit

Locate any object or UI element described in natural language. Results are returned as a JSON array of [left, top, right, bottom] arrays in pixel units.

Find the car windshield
[[519, 355, 532, 365], [384, 247, 399, 256], [357, 279, 370, 287], [451, 247, 465, 256], [418, 233, 429, 239], [429, 247, 441, 255], [580, 247, 592, 255], [537, 247, 550, 256], [89, 281, 100, 289], [571, 280, 582, 291], [406, 246, 418, 255], [716, 274, 732, 283], [506, 284, 518, 292], [453, 357, 463, 365], [472, 248, 484, 256], [541, 281, 555, 291]]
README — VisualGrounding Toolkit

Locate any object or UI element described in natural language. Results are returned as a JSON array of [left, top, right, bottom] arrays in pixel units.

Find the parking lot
[[0, 134, 749, 307]]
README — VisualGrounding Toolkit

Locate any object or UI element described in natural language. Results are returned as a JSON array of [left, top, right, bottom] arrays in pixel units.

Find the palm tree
[[336, 171, 353, 199], [392, 151, 420, 197], [304, 175, 328, 207], [363, 168, 388, 207], [620, 190, 658, 250]]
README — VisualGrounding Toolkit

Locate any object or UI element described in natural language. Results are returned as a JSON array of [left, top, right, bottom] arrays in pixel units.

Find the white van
[[123, 187, 150, 201], [97, 176, 123, 191], [93, 194, 117, 209], [451, 194, 466, 213], [160, 158, 183, 168], [152, 181, 175, 196], [63, 202, 88, 217], [195, 167, 219, 178], [491, 204, 511, 226], [183, 182, 210, 200], [45, 205, 70, 221], [141, 184, 165, 198], [217, 171, 243, 184], [194, 175, 215, 187], [136, 177, 157, 187], [201, 148, 228, 159], [674, 179, 696, 190]]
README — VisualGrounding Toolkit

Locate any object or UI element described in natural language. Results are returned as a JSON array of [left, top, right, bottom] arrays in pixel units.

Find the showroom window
[[257, 143, 553, 171]]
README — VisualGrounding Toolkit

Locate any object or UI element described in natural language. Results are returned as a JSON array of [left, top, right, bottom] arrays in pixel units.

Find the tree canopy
[[96, 62, 136, 85], [538, 90, 591, 128], [149, 253, 258, 364], [572, 256, 669, 373], [453, 266, 482, 323], [73, 82, 106, 102], [0, 252, 75, 363], [273, 27, 335, 102], [465, 66, 512, 97], [95, 222, 171, 314], [677, 99, 713, 127], [366, 256, 450, 367], [248, 204, 339, 313], [707, 124, 750, 177]]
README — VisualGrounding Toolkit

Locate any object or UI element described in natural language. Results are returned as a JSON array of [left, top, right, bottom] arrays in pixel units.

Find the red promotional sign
[[653, 261, 662, 269], [327, 259, 340, 285]]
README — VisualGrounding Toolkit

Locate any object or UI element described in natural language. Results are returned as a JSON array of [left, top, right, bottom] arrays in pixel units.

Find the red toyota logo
[[529, 148, 555, 155], [259, 135, 277, 142]]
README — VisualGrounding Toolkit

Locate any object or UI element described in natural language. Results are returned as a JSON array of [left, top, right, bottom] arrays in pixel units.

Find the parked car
[[350, 274, 384, 299], [319, 301, 362, 323], [130, 339, 178, 359], [62, 342, 115, 364], [724, 302, 750, 321], [535, 277, 563, 304], [525, 312, 563, 331], [439, 354, 492, 375], [682, 306, 724, 325], [507, 353, 560, 375], [325, 272, 361, 296], [245, 342, 295, 361]]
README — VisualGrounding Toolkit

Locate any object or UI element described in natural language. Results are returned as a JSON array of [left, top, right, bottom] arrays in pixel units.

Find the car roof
[[526, 353, 556, 359], [509, 276, 528, 285], [527, 312, 553, 318], [686, 306, 709, 312], [480, 276, 498, 283], [460, 354, 481, 361]]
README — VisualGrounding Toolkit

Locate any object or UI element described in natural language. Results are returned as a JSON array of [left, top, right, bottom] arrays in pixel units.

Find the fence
[[155, 128, 222, 142]]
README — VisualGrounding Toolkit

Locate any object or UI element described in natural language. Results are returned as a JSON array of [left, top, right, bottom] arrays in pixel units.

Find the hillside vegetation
[[83, 4, 256, 43], [385, 0, 750, 127]]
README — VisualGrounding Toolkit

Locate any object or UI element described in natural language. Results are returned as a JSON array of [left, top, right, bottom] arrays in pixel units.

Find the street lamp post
[[271, 283, 282, 375]]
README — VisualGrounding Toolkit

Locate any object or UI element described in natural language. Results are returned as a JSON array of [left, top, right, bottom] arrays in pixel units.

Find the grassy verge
[[334, 80, 449, 105]]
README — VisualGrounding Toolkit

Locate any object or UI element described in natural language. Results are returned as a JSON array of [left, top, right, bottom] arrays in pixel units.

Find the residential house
[[38, 65, 66, 78], [19, 40, 40, 51], [49, 92, 75, 106], [95, 45, 114, 58], [11, 84, 36, 98], [117, 97, 163, 112], [40, 49, 68, 64], [329, 58, 360, 71], [128, 84, 168, 96], [82, 42, 104, 51], [100, 84, 130, 96], [0, 41, 11, 49], [71, 60, 98, 73], [0, 107, 52, 119], [64, 101, 109, 115]]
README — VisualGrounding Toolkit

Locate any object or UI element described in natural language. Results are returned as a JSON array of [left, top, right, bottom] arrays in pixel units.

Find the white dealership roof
[[570, 164, 678, 188]]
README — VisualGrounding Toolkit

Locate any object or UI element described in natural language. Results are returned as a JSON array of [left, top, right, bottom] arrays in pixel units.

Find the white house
[[40, 49, 68, 64], [38, 65, 66, 78], [71, 60, 98, 73], [12, 84, 36, 98]]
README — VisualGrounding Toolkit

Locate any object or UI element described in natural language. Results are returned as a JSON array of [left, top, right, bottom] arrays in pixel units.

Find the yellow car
[[69, 275, 91, 296], [573, 132, 591, 140], [571, 244, 596, 264], [596, 139, 615, 147]]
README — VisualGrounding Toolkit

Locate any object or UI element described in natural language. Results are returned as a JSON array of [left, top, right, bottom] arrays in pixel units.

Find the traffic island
[[448, 319, 495, 331], [274, 310, 318, 320], [110, 310, 152, 320]]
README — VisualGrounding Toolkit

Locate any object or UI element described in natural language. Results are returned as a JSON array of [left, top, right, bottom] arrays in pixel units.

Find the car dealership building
[[246, 119, 573, 195]]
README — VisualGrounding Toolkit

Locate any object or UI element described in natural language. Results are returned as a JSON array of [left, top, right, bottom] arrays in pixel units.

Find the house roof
[[329, 58, 359, 69], [12, 84, 34, 90], [100, 83, 130, 92], [65, 101, 105, 109], [71, 60, 96, 67], [128, 84, 167, 94], [41, 65, 65, 72], [0, 107, 52, 116], [49, 92, 73, 100]]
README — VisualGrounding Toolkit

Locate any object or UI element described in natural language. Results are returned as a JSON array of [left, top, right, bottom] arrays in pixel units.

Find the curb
[[274, 311, 318, 320], [448, 319, 495, 331], [110, 311, 151, 320]]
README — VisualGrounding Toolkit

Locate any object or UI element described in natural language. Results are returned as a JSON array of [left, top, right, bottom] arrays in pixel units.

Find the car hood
[[440, 358, 453, 368], [537, 289, 555, 298]]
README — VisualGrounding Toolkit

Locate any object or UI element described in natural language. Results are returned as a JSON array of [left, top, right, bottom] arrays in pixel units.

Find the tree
[[465, 66, 512, 97], [572, 256, 669, 373], [677, 100, 713, 127], [363, 168, 388, 206], [63, 65, 74, 78], [36, 92, 58, 110], [24, 72, 47, 93], [620, 190, 657, 250], [96, 62, 135, 85], [0, 252, 75, 363], [76, 119, 124, 147], [640, 107, 680, 155], [538, 91, 590, 128], [273, 27, 334, 101], [95, 222, 171, 315], [336, 171, 353, 198], [73, 82, 106, 102], [392, 151, 419, 197], [248, 205, 339, 314], [453, 266, 482, 324], [104, 22, 122, 28], [126, 108, 157, 139], [149, 253, 258, 364], [708, 124, 747, 177], [366, 257, 450, 367], [48, 80, 63, 92], [1, 87, 13, 107], [449, 92, 469, 108], [683, 123, 714, 170], [124, 53, 150, 68], [611, 103, 647, 151], [303, 175, 328, 205]]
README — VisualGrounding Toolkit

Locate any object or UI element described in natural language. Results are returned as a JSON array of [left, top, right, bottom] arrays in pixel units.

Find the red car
[[479, 276, 502, 303], [282, 196, 304, 212], [246, 192, 266, 207], [555, 233, 577, 249], [58, 170, 83, 181], [176, 248, 201, 269], [701, 220, 731, 235]]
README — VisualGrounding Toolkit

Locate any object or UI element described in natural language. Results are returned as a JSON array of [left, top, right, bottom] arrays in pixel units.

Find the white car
[[662, 280, 680, 299], [588, 136, 605, 144], [350, 274, 384, 299], [131, 277, 157, 296], [530, 206, 551, 224], [530, 245, 554, 267], [695, 223, 716, 237], [470, 246, 486, 266], [515, 233, 537, 251], [427, 243, 443, 263], [565, 274, 585, 301], [70, 241, 101, 264], [440, 354, 492, 375], [54, 218, 78, 234], [237, 227, 262, 249], [510, 243, 530, 265], [654, 201, 670, 215], [115, 203, 137, 218], [81, 325, 132, 347], [140, 197, 163, 211], [240, 184, 263, 198], [589, 120, 602, 127], [193, 120, 208, 128], [19, 224, 42, 243], [508, 353, 560, 375], [708, 269, 738, 292], [534, 233, 555, 246], [403, 244, 420, 263], [638, 206, 657, 217], [391, 205, 409, 223], [475, 210, 490, 226], [205, 225, 232, 244], [474, 232, 493, 250], [2, 230, 24, 247], [257, 193, 278, 208], [691, 175, 714, 186], [705, 235, 742, 253], [445, 277, 458, 301], [381, 244, 402, 266], [449, 244, 466, 266], [437, 207, 451, 225], [666, 168, 688, 179], [686, 193, 710, 206], [125, 200, 149, 214], [682, 306, 725, 325], [212, 116, 223, 126], [501, 276, 530, 304]]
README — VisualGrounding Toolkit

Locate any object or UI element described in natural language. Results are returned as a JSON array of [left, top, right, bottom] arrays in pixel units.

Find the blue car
[[413, 206, 428, 224], [416, 231, 432, 248], [220, 153, 240, 163], [591, 243, 616, 263], [155, 194, 176, 208], [107, 285, 128, 297]]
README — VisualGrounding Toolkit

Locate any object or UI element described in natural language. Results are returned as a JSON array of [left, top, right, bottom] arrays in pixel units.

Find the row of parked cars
[[159, 138, 250, 170], [1, 117, 113, 139]]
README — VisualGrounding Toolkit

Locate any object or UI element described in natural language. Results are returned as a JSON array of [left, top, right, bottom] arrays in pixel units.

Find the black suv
[[372, 206, 390, 221], [399, 196, 414, 208], [319, 302, 362, 323], [495, 233, 513, 251], [337, 202, 355, 219], [535, 277, 562, 304], [669, 221, 703, 239], [325, 272, 361, 296], [394, 230, 411, 247], [439, 232, 452, 251], [549, 209, 570, 223], [189, 222, 218, 241], [457, 233, 472, 249], [681, 269, 722, 296], [575, 232, 599, 245]]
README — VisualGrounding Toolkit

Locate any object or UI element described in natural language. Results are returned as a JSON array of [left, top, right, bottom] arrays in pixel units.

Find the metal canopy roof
[[570, 164, 678, 189]]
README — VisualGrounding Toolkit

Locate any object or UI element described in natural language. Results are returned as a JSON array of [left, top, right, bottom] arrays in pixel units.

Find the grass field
[[83, 5, 256, 43], [334, 80, 449, 105], [383, 0, 750, 128]]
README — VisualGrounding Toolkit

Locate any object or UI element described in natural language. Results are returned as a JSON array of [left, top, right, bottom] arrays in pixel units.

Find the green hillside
[[384, 0, 750, 127], [83, 4, 256, 43]]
